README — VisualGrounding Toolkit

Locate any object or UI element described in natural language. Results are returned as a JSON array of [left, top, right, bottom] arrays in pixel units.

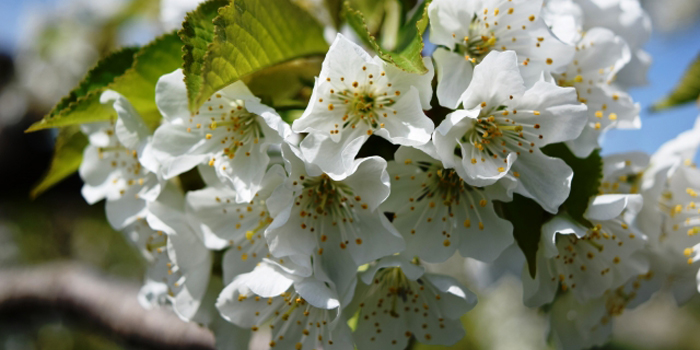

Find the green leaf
[[497, 195, 549, 278], [194, 0, 329, 111], [30, 126, 88, 198], [325, 0, 344, 28], [543, 143, 603, 228], [27, 32, 184, 132], [180, 0, 230, 108], [28, 47, 138, 132], [343, 0, 431, 74], [653, 54, 700, 111], [242, 57, 322, 108]]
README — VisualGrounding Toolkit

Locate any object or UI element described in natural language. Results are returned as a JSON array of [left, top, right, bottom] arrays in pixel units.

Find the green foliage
[[543, 143, 603, 228], [27, 33, 184, 132], [30, 126, 88, 199], [242, 57, 322, 109], [498, 195, 548, 279], [497, 144, 603, 278], [653, 54, 700, 111], [180, 0, 230, 108], [27, 47, 138, 132], [193, 0, 329, 112], [343, 0, 431, 74]]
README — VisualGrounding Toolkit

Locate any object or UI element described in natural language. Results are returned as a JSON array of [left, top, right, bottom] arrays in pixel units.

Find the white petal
[[155, 69, 190, 123], [433, 48, 474, 109], [300, 127, 368, 180], [458, 51, 527, 110], [512, 148, 573, 213], [343, 156, 391, 211]]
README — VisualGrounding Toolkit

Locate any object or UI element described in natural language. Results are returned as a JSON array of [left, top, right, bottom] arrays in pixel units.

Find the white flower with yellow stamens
[[147, 69, 290, 203], [428, 0, 575, 108], [140, 183, 213, 322], [383, 145, 515, 263], [350, 256, 477, 350], [574, 0, 652, 89], [217, 260, 354, 350], [553, 27, 640, 158], [523, 194, 648, 307], [186, 165, 313, 282], [599, 152, 649, 195], [292, 34, 434, 179], [657, 165, 700, 270], [433, 51, 587, 213], [80, 90, 161, 230], [265, 144, 404, 293]]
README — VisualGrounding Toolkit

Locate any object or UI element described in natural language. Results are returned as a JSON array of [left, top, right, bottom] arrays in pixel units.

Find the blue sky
[[1, 0, 699, 160]]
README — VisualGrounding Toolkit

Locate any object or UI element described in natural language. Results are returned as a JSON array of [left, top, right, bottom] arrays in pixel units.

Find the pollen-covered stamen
[[323, 71, 401, 135], [461, 105, 543, 169], [294, 174, 370, 250], [597, 272, 654, 326], [550, 220, 639, 292], [213, 194, 273, 260], [400, 163, 490, 239], [456, 22, 498, 63], [96, 131, 150, 196], [246, 291, 336, 349], [191, 96, 266, 163], [660, 184, 700, 264], [148, 236, 188, 298], [600, 173, 643, 195], [358, 268, 447, 342]]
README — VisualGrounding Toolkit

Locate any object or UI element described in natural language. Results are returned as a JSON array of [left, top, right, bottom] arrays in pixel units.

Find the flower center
[[294, 174, 369, 251], [322, 70, 402, 136], [246, 291, 336, 349], [459, 105, 541, 170], [455, 20, 497, 63], [191, 97, 266, 164], [662, 185, 700, 262]]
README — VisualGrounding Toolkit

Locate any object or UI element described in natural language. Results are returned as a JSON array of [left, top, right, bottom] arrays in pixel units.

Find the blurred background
[[0, 0, 698, 349]]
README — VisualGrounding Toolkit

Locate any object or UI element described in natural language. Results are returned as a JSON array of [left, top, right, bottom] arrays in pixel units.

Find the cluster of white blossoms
[[71, 0, 700, 349]]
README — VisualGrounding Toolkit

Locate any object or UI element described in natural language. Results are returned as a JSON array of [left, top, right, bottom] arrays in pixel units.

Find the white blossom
[[292, 34, 434, 178], [383, 145, 515, 263], [141, 183, 213, 322], [553, 27, 640, 158], [574, 0, 652, 88], [80, 91, 161, 230], [433, 51, 587, 213], [148, 69, 290, 203], [349, 256, 476, 349], [265, 144, 404, 293], [428, 0, 575, 108], [217, 260, 354, 350], [524, 194, 648, 307]]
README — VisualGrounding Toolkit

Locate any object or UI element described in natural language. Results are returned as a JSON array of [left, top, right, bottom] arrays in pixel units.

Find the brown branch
[[0, 263, 215, 350]]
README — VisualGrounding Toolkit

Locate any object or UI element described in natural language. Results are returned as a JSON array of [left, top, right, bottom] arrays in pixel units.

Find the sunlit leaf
[[180, 0, 231, 108], [193, 0, 329, 111], [343, 0, 431, 74], [30, 126, 88, 198], [27, 33, 183, 132], [652, 54, 700, 111]]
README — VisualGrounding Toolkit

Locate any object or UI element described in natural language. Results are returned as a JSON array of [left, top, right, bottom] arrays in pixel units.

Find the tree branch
[[0, 263, 215, 350]]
